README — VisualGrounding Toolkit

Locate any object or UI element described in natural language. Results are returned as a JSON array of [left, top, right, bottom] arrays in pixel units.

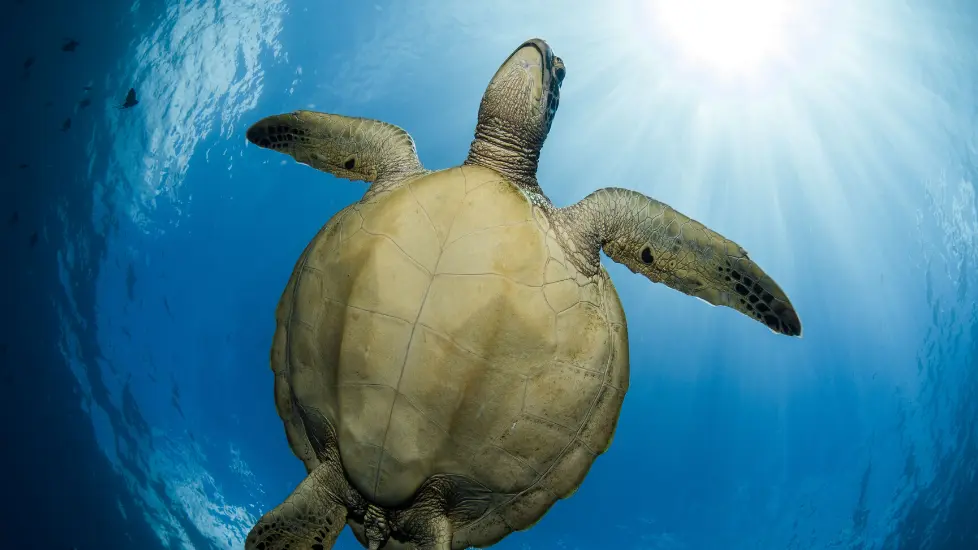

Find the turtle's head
[[482, 38, 564, 138], [465, 38, 564, 194]]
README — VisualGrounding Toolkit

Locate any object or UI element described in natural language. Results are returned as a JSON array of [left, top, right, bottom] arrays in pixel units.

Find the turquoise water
[[3, 0, 977, 548]]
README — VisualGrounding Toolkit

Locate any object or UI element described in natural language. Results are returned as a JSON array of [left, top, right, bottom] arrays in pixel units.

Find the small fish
[[173, 396, 185, 418], [62, 39, 80, 52], [8, 212, 18, 226], [23, 57, 34, 70], [83, 85, 92, 91], [43, 100, 53, 108], [61, 118, 72, 131], [120, 87, 139, 109], [18, 163, 28, 169], [29, 231, 38, 247], [78, 98, 91, 109]]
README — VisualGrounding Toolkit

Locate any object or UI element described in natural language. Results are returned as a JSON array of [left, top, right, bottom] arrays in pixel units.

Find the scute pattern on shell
[[270, 166, 629, 546]]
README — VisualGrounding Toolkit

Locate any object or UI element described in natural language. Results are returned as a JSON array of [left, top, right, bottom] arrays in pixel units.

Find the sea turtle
[[244, 38, 801, 550]]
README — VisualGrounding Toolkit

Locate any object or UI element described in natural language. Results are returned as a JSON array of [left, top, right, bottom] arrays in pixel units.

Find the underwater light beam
[[646, 0, 797, 75]]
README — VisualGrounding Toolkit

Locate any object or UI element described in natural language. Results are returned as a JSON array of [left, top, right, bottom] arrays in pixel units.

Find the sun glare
[[649, 0, 795, 74]]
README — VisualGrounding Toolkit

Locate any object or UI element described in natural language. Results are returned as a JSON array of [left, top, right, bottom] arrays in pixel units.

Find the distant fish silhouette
[[78, 98, 91, 109], [43, 100, 53, 108], [29, 231, 38, 247], [61, 118, 71, 131], [61, 39, 80, 52], [9, 212, 18, 226], [120, 87, 139, 109], [83, 85, 93, 91], [23, 57, 34, 70], [18, 163, 28, 169]]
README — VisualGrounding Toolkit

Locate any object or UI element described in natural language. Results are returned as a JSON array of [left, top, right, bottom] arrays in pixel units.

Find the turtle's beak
[[480, 38, 564, 137]]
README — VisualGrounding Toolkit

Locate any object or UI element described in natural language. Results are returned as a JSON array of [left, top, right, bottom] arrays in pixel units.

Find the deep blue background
[[3, 0, 977, 549]]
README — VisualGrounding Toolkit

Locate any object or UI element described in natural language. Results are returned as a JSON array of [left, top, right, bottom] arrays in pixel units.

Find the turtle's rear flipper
[[246, 461, 348, 550]]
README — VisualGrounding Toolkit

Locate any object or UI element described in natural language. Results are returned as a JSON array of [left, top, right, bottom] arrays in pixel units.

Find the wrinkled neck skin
[[464, 116, 545, 197]]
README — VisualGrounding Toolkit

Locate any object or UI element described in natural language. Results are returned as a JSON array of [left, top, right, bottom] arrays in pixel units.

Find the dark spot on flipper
[[748, 294, 758, 303], [730, 271, 741, 281], [312, 545, 324, 550], [756, 302, 770, 313], [762, 292, 774, 304], [343, 158, 357, 170], [782, 322, 796, 335], [640, 247, 654, 264], [764, 314, 780, 330], [735, 283, 749, 296]]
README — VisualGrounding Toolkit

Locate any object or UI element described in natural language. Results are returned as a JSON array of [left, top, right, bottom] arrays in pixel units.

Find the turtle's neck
[[464, 115, 545, 196]]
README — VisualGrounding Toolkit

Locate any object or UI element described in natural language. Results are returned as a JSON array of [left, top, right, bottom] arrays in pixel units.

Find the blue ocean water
[[3, 0, 977, 548]]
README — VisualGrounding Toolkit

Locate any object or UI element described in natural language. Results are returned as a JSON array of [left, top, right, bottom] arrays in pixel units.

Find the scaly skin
[[554, 188, 802, 336], [243, 36, 802, 550], [246, 111, 428, 200], [464, 38, 564, 199]]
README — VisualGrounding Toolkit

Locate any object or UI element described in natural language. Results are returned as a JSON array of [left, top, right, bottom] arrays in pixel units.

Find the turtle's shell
[[271, 165, 628, 544]]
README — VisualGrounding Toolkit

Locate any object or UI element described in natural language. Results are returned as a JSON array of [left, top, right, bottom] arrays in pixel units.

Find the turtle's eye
[[553, 56, 566, 84]]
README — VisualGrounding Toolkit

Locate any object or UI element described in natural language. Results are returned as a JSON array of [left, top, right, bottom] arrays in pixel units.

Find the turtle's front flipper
[[245, 459, 349, 550], [246, 111, 426, 196], [558, 187, 802, 337]]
